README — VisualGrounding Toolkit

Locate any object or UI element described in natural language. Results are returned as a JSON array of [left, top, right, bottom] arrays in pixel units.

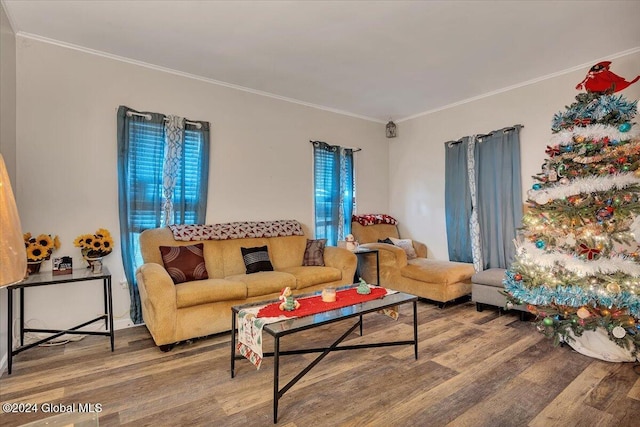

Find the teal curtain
[[444, 137, 473, 263], [117, 106, 209, 324], [475, 126, 523, 268], [340, 148, 354, 241], [444, 126, 522, 269], [313, 141, 354, 246]]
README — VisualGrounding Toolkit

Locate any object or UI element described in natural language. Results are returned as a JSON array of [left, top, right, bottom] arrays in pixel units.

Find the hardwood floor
[[1, 300, 639, 426]]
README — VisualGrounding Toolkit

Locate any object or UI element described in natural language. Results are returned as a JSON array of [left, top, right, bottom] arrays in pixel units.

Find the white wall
[[389, 51, 640, 260], [12, 37, 388, 337]]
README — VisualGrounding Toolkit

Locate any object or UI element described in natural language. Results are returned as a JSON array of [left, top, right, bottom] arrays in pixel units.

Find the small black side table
[[6, 267, 114, 375], [353, 248, 380, 285]]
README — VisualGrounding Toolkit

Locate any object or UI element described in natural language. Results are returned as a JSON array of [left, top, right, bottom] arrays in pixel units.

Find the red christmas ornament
[[578, 243, 601, 260], [573, 118, 591, 126], [514, 273, 522, 281], [545, 145, 561, 157], [576, 61, 640, 93]]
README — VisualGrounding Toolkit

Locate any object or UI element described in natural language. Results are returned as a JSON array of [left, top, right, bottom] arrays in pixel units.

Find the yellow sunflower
[[96, 228, 112, 239], [73, 235, 84, 247], [91, 237, 103, 252], [74, 234, 94, 249], [53, 235, 61, 250], [36, 234, 54, 250], [100, 235, 114, 253], [26, 244, 48, 261]]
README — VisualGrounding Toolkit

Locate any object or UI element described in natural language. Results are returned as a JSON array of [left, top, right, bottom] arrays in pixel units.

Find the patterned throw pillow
[[159, 243, 209, 284], [241, 246, 274, 274], [303, 239, 327, 266], [378, 237, 394, 245], [389, 237, 417, 260]]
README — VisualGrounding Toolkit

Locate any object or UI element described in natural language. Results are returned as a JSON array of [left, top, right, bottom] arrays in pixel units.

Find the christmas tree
[[504, 61, 640, 362]]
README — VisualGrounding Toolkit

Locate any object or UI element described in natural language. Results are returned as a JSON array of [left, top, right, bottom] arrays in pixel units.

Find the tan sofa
[[137, 227, 357, 349], [351, 222, 475, 306]]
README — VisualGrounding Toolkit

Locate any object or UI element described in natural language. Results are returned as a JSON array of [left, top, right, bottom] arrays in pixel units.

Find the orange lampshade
[[0, 153, 26, 287]]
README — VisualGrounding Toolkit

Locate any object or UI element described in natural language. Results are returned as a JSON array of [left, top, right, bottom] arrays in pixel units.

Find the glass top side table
[[6, 267, 114, 375]]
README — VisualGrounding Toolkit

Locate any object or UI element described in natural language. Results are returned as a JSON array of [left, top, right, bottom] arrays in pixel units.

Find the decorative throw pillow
[[378, 237, 394, 245], [159, 243, 208, 284], [241, 245, 274, 274], [389, 237, 417, 260], [303, 239, 327, 266]]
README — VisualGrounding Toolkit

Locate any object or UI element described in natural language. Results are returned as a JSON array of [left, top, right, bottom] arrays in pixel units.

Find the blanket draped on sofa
[[169, 219, 304, 241]]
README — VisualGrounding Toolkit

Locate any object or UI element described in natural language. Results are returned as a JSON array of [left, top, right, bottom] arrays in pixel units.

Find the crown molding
[[397, 46, 640, 123], [15, 31, 638, 126], [16, 31, 384, 124]]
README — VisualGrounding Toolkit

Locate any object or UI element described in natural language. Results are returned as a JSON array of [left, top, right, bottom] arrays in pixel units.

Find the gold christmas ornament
[[607, 283, 622, 293], [577, 307, 591, 319]]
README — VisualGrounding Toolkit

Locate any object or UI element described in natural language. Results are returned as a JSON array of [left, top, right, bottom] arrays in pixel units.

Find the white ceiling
[[3, 0, 639, 122]]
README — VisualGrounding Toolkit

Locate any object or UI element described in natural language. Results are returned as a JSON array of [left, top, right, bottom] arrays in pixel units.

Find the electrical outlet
[[120, 280, 128, 289]]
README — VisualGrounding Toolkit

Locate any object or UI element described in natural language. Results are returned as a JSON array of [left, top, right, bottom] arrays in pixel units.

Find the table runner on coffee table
[[237, 285, 398, 369]]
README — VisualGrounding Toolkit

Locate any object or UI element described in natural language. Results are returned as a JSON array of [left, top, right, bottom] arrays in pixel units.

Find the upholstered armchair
[[351, 219, 475, 306]]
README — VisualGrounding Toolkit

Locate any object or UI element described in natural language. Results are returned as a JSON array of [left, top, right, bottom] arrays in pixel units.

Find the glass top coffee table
[[231, 286, 418, 423]]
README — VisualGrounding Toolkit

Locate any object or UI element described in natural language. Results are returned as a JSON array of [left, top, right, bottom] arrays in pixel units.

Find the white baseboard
[[114, 317, 138, 330], [0, 318, 143, 375]]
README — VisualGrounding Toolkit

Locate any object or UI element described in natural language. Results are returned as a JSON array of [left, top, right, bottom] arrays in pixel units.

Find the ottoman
[[472, 268, 526, 316]]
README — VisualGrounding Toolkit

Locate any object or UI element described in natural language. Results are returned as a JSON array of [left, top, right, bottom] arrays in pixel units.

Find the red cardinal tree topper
[[575, 61, 639, 94]]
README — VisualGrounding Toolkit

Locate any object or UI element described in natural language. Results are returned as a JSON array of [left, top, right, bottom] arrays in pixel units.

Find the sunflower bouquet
[[74, 228, 115, 259], [24, 233, 61, 262]]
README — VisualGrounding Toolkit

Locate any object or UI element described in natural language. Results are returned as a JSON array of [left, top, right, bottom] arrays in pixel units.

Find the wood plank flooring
[[1, 300, 639, 426]]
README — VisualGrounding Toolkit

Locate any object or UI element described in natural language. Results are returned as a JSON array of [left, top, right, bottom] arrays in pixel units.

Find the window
[[312, 141, 355, 246], [117, 106, 209, 323]]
